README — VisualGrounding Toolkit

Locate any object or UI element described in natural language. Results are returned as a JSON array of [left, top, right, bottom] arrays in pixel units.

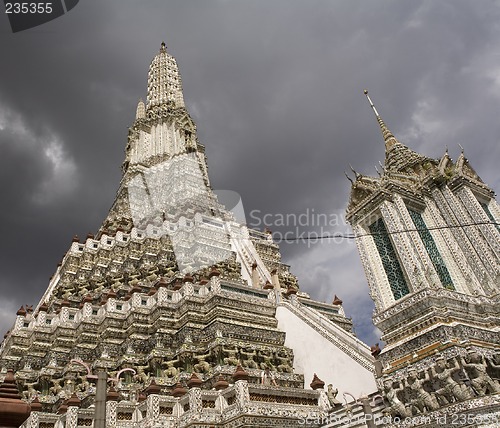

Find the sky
[[0, 0, 499, 348]]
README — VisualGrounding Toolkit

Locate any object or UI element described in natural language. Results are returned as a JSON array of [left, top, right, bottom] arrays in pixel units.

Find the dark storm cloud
[[0, 0, 499, 346]]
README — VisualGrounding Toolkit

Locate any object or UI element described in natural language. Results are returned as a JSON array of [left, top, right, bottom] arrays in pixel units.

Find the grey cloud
[[0, 0, 499, 345]]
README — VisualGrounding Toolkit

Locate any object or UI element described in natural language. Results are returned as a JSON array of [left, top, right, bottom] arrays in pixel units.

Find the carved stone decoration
[[65, 406, 78, 428], [25, 411, 39, 428], [462, 349, 500, 396], [404, 368, 439, 414], [431, 356, 471, 405], [326, 383, 342, 408], [382, 378, 410, 418]]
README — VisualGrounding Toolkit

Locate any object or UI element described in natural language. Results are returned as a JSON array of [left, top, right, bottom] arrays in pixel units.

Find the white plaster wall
[[275, 305, 378, 399]]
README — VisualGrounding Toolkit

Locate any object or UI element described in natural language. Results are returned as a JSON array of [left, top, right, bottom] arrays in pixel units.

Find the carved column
[[65, 406, 78, 428], [188, 387, 202, 415], [146, 394, 160, 419], [234, 380, 249, 412], [106, 400, 117, 428], [25, 411, 39, 428], [210, 275, 221, 294]]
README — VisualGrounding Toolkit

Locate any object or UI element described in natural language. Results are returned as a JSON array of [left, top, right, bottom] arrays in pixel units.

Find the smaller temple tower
[[346, 91, 500, 420]]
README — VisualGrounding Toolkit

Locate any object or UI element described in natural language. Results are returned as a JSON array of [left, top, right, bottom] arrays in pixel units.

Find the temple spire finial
[[349, 164, 361, 179], [364, 89, 380, 117], [363, 89, 399, 149]]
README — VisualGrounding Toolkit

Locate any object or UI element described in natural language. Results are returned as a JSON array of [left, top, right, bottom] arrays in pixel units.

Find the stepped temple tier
[[0, 43, 377, 427]]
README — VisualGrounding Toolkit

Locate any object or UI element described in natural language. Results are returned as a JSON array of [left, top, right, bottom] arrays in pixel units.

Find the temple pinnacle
[[363, 90, 399, 149], [147, 42, 185, 110]]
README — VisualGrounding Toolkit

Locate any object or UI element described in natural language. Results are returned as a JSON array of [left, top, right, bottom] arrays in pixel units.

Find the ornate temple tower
[[346, 91, 500, 420], [0, 44, 377, 427]]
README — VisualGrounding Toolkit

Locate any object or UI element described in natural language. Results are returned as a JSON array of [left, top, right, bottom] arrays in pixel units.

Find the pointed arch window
[[407, 209, 454, 290], [368, 218, 410, 300]]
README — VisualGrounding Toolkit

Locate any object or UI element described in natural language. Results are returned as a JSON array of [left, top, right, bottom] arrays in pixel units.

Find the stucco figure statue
[[49, 376, 65, 397], [163, 359, 179, 378], [194, 352, 211, 373], [405, 368, 439, 414], [222, 344, 239, 366], [240, 347, 258, 369], [258, 349, 274, 370], [134, 364, 150, 385], [275, 349, 292, 373], [431, 356, 471, 404], [76, 374, 90, 394], [22, 380, 38, 401], [462, 349, 500, 396], [327, 384, 342, 407], [382, 378, 410, 417]]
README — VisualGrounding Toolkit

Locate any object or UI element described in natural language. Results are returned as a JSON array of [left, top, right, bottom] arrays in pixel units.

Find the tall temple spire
[[363, 90, 430, 173], [363, 90, 400, 149], [103, 44, 210, 235]]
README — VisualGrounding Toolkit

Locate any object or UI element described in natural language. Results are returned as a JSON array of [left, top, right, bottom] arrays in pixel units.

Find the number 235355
[[5, 3, 53, 14]]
